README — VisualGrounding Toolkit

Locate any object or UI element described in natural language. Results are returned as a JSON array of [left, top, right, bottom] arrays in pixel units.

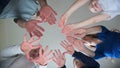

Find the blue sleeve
[[72, 51, 100, 68], [97, 26, 110, 41]]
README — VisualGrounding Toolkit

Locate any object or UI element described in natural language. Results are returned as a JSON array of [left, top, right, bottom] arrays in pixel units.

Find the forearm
[[65, 0, 89, 17], [75, 14, 110, 28], [0, 44, 24, 58], [86, 26, 102, 34], [37, 0, 48, 7]]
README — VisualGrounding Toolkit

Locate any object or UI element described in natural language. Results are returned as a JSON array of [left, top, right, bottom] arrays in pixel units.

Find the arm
[[65, 0, 89, 17], [75, 14, 110, 28], [72, 51, 100, 68], [0, 44, 24, 58], [62, 14, 109, 35], [14, 18, 45, 37], [37, 0, 48, 7]]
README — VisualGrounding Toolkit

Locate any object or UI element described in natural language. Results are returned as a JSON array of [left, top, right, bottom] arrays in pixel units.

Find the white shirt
[[0, 44, 47, 68], [98, 0, 120, 20]]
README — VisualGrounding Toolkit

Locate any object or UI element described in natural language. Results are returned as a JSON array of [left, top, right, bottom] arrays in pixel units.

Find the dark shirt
[[61, 51, 100, 68]]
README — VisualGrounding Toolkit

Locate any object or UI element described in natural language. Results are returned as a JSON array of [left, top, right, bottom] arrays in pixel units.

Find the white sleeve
[[0, 44, 25, 58], [34, 62, 47, 68]]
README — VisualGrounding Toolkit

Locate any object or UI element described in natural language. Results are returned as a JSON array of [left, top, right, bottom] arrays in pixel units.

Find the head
[[82, 34, 100, 47], [73, 59, 84, 68], [29, 48, 43, 59], [89, 0, 103, 13]]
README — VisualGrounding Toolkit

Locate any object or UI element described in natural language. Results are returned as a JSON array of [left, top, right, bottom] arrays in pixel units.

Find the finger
[[32, 45, 41, 49], [23, 33, 27, 42], [39, 47, 43, 56], [55, 50, 59, 56], [28, 35, 36, 43], [43, 46, 49, 55], [36, 25, 45, 32], [60, 42, 66, 49], [31, 37, 41, 45], [46, 50, 53, 57], [33, 29, 43, 37], [29, 32, 33, 37], [46, 57, 55, 64], [50, 7, 57, 15], [58, 49, 62, 56], [63, 51, 68, 56]]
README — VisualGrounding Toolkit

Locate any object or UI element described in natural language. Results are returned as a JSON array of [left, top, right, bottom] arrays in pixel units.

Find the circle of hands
[[21, 4, 88, 67]]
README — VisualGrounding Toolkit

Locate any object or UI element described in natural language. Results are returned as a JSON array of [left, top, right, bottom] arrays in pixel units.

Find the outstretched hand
[[60, 40, 75, 55], [53, 49, 66, 68], [33, 46, 54, 66], [25, 20, 45, 37], [62, 24, 76, 35], [39, 5, 57, 25], [58, 14, 68, 28], [20, 34, 41, 61], [66, 28, 87, 38]]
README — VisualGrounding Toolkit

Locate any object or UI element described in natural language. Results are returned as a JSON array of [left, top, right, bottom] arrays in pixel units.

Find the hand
[[39, 5, 57, 25], [58, 14, 68, 28], [20, 34, 41, 61], [73, 40, 85, 52], [67, 28, 87, 38], [62, 24, 77, 35], [66, 36, 85, 52], [33, 46, 54, 66], [60, 40, 75, 55], [53, 49, 66, 68], [25, 20, 45, 37]]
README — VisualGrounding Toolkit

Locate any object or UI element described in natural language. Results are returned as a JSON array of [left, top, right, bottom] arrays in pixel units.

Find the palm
[[39, 5, 57, 25], [20, 34, 41, 61], [25, 20, 45, 37], [62, 24, 76, 35], [58, 15, 68, 28], [53, 49, 66, 67], [34, 46, 53, 66]]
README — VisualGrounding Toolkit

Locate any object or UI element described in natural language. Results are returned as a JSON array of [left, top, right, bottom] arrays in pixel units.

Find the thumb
[[63, 51, 68, 56]]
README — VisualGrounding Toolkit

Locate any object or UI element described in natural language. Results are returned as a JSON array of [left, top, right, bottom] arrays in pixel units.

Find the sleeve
[[34, 63, 47, 68], [97, 26, 110, 41], [0, 44, 25, 58], [102, 11, 120, 20], [72, 51, 100, 68], [60, 65, 66, 68]]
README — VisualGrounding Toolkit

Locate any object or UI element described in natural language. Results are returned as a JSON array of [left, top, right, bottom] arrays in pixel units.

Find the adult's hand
[[25, 20, 45, 37], [39, 5, 57, 25], [20, 34, 41, 61]]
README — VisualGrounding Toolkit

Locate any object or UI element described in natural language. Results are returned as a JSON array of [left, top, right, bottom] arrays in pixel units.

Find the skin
[[58, 0, 110, 34]]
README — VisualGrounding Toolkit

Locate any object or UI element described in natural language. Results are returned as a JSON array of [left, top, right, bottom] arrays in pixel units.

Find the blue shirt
[[0, 0, 39, 21], [94, 26, 120, 59]]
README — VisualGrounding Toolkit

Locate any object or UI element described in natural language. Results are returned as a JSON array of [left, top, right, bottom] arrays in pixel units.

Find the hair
[[73, 58, 84, 68], [29, 48, 43, 59]]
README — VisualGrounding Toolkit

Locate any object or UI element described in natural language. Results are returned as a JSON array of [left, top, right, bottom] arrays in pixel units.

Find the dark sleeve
[[72, 51, 100, 68], [61, 65, 66, 68]]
